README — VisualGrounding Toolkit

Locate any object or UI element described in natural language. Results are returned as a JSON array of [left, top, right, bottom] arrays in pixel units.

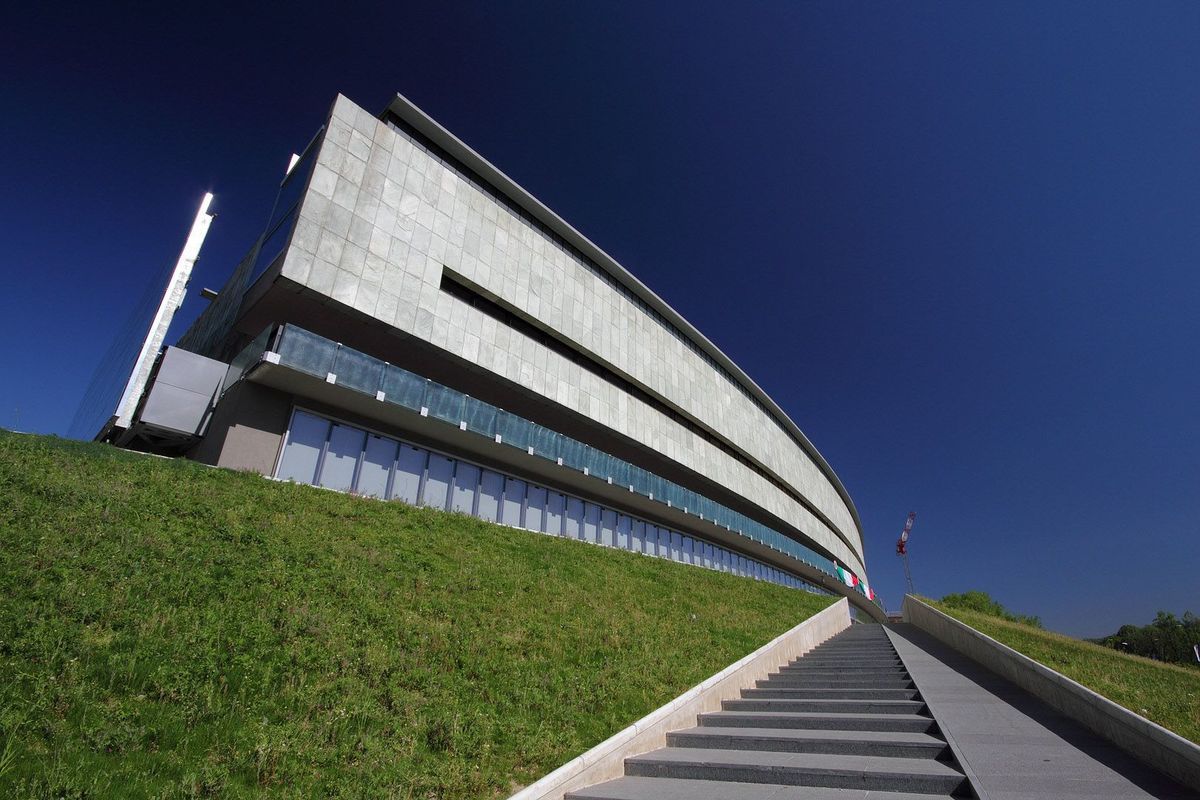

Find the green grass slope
[[929, 600, 1200, 744], [0, 431, 833, 799]]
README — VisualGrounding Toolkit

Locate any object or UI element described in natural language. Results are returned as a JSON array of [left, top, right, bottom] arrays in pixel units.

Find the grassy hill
[[929, 600, 1200, 744], [0, 431, 832, 798]]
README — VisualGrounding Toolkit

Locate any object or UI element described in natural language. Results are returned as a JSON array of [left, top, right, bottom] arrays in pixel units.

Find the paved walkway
[[886, 623, 1199, 799]]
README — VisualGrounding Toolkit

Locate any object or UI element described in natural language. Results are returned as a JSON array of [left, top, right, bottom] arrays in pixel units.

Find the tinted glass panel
[[478, 470, 503, 521], [495, 410, 531, 451], [616, 514, 631, 549], [334, 347, 384, 394], [501, 478, 526, 526], [545, 492, 564, 535], [319, 424, 364, 492], [357, 433, 396, 498], [525, 485, 547, 532], [462, 396, 496, 436], [564, 496, 583, 539], [422, 453, 454, 509], [528, 425, 559, 461], [582, 503, 600, 543], [277, 327, 336, 378], [277, 410, 328, 484], [425, 382, 463, 423], [381, 367, 426, 410], [392, 444, 425, 503], [451, 462, 479, 513], [599, 509, 616, 547], [631, 520, 645, 552], [643, 525, 659, 556]]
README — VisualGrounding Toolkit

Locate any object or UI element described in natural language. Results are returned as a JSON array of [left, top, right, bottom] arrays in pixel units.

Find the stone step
[[760, 675, 916, 689], [666, 726, 950, 759], [624, 748, 969, 795], [743, 686, 921, 700], [782, 662, 905, 671], [806, 642, 902, 652], [789, 658, 905, 668], [698, 710, 938, 734], [804, 652, 899, 661], [789, 654, 902, 663], [778, 668, 910, 679], [723, 697, 926, 715], [565, 775, 960, 800]]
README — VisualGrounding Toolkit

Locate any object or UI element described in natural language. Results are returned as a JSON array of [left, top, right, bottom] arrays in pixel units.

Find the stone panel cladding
[[279, 95, 867, 579]]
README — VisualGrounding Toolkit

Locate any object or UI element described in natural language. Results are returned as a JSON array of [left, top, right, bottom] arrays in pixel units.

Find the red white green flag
[[835, 563, 857, 588]]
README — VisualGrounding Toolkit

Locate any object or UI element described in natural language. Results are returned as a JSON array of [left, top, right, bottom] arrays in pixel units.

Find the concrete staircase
[[566, 624, 973, 799]]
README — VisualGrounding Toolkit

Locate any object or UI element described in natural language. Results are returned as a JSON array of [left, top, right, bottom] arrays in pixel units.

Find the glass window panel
[[392, 444, 426, 503], [319, 423, 365, 492], [681, 536, 693, 565], [670, 532, 683, 561], [422, 453, 454, 510], [582, 503, 600, 543], [425, 383, 464, 423], [450, 462, 480, 513], [333, 346, 385, 394], [630, 519, 645, 552], [545, 492, 565, 536], [599, 508, 616, 547], [276, 326, 337, 378], [501, 478, 526, 527], [276, 410, 329, 485], [356, 433, 396, 498], [616, 514, 631, 550], [564, 496, 583, 539], [462, 396, 497, 436], [478, 470, 503, 521], [643, 524, 659, 556], [381, 366, 426, 410], [254, 205, 299, 282], [525, 485, 547, 533]]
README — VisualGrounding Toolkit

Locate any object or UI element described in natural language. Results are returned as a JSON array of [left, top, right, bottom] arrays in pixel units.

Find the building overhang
[[381, 91, 867, 559]]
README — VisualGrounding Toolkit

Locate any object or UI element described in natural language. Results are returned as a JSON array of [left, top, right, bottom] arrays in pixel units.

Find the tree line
[[1096, 611, 1200, 666], [937, 591, 1200, 668]]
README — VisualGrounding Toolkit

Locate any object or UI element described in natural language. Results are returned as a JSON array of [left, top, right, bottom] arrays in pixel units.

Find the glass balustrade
[[228, 323, 877, 604]]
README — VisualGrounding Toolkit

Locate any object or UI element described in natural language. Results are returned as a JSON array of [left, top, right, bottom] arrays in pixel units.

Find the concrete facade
[[173, 92, 876, 612], [273, 94, 866, 580]]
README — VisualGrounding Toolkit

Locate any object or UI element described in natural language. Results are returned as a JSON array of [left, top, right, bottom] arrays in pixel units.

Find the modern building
[[103, 93, 882, 620]]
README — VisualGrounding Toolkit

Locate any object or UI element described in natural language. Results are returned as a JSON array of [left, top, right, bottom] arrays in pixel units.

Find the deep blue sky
[[4, 2, 1198, 636]]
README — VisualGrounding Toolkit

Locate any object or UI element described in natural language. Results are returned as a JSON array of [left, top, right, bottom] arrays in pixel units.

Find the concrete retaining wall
[[903, 595, 1200, 791], [508, 598, 852, 800]]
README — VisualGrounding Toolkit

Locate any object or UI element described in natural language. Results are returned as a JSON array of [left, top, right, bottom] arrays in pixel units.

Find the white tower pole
[[113, 192, 215, 430]]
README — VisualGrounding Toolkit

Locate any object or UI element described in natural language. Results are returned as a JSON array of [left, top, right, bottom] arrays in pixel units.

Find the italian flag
[[835, 563, 858, 588]]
